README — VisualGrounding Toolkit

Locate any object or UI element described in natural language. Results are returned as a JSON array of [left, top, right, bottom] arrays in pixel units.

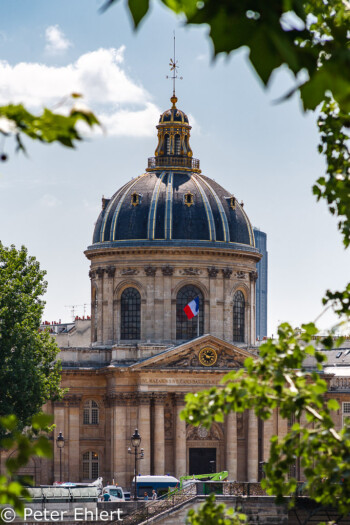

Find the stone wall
[[148, 496, 288, 525], [86, 246, 259, 347]]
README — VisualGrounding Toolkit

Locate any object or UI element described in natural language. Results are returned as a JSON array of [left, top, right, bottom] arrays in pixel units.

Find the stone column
[[247, 409, 259, 482], [222, 269, 233, 343], [104, 397, 112, 483], [112, 395, 127, 487], [144, 266, 156, 341], [89, 270, 97, 343], [175, 395, 187, 479], [96, 267, 104, 344], [103, 266, 115, 344], [277, 409, 288, 440], [138, 395, 151, 476], [226, 412, 237, 480], [208, 267, 219, 336], [53, 401, 66, 482], [263, 415, 275, 462], [162, 266, 174, 342], [249, 271, 258, 345], [67, 396, 80, 481], [154, 394, 167, 475]]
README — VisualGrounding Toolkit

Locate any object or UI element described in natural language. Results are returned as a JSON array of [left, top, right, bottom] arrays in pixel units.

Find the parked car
[[123, 491, 131, 501]]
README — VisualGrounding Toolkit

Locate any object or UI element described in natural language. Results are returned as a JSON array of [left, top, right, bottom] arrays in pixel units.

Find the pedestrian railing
[[115, 481, 309, 525], [119, 485, 197, 525]]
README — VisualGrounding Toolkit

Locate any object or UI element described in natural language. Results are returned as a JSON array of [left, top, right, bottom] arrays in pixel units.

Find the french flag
[[183, 296, 199, 320]]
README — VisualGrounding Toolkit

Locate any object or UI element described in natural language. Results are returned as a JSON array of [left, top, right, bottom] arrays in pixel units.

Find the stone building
[[49, 93, 270, 488], [7, 93, 350, 489]]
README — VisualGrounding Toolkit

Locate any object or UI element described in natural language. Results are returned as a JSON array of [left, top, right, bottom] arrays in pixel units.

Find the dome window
[[184, 192, 194, 207], [175, 134, 181, 155], [233, 291, 245, 342], [121, 287, 141, 340], [164, 134, 171, 155], [225, 196, 236, 209], [131, 193, 141, 206], [176, 285, 204, 340]]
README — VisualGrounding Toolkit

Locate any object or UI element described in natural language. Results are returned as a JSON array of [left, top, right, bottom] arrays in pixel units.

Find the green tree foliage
[[0, 94, 100, 161], [0, 414, 53, 520], [182, 323, 350, 519], [101, 0, 350, 293], [101, 1, 350, 522], [0, 243, 63, 439], [186, 494, 247, 525]]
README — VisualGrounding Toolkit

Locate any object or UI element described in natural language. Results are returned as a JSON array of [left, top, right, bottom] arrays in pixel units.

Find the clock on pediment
[[198, 347, 218, 367]]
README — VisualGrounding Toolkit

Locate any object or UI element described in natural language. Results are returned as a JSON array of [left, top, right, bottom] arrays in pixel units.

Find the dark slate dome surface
[[89, 171, 257, 253], [159, 107, 189, 124]]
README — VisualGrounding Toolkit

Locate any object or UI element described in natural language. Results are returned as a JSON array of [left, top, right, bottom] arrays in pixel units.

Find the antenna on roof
[[65, 304, 89, 322]]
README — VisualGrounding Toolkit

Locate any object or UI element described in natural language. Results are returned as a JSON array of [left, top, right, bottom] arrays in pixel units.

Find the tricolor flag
[[183, 296, 199, 320]]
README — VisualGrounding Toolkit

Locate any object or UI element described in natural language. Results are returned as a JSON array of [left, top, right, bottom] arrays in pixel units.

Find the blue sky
[[0, 0, 348, 336]]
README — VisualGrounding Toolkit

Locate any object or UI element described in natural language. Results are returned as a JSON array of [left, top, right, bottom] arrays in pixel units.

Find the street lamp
[[128, 429, 144, 500], [56, 431, 65, 482]]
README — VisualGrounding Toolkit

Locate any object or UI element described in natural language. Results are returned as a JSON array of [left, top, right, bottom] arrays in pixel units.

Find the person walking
[[144, 492, 149, 501], [151, 489, 157, 500]]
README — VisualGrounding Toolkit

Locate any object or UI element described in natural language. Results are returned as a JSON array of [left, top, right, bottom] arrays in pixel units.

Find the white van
[[102, 485, 125, 502]]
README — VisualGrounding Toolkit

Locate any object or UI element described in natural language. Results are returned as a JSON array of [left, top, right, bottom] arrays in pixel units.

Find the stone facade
[[47, 336, 272, 487], [4, 93, 350, 493], [86, 247, 260, 348]]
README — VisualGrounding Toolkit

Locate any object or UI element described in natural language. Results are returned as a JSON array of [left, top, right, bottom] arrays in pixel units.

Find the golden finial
[[166, 32, 182, 108]]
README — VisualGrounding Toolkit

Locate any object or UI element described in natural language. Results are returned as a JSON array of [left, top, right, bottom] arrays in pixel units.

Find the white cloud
[[45, 25, 71, 54], [0, 47, 162, 137], [98, 102, 161, 137]]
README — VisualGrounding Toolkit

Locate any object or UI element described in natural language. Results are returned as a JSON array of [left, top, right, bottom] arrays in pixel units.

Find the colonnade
[[51, 393, 288, 486]]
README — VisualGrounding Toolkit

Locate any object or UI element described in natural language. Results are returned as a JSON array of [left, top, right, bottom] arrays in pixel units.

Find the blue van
[[132, 475, 179, 498]]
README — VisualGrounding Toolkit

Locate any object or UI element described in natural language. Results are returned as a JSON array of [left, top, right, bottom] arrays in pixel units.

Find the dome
[[87, 96, 258, 255], [159, 96, 189, 125], [89, 172, 256, 253]]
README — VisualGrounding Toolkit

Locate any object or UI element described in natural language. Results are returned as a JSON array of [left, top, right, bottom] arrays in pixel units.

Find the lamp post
[[56, 431, 65, 482], [128, 429, 144, 500]]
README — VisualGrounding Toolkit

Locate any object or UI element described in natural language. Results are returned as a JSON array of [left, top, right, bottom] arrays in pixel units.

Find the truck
[[102, 485, 126, 502]]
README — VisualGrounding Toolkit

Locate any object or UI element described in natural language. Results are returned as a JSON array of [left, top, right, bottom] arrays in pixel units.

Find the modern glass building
[[254, 228, 268, 339]]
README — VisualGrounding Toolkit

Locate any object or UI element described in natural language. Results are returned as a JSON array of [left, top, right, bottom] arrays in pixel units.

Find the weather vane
[[166, 32, 183, 99]]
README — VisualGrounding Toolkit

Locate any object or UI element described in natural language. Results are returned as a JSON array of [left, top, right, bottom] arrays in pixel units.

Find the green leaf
[[327, 399, 340, 411], [128, 0, 149, 28]]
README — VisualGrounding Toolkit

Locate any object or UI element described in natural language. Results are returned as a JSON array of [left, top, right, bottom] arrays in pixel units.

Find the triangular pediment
[[131, 334, 257, 371]]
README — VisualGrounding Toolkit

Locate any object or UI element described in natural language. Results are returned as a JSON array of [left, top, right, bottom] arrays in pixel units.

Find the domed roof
[[158, 95, 189, 125], [89, 172, 257, 253], [87, 96, 258, 254]]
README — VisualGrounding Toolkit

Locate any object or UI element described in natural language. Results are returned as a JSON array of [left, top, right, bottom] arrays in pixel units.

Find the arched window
[[83, 400, 99, 425], [82, 451, 99, 480], [176, 285, 204, 341], [121, 287, 141, 340], [164, 134, 170, 155], [233, 291, 245, 342], [175, 134, 181, 155]]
